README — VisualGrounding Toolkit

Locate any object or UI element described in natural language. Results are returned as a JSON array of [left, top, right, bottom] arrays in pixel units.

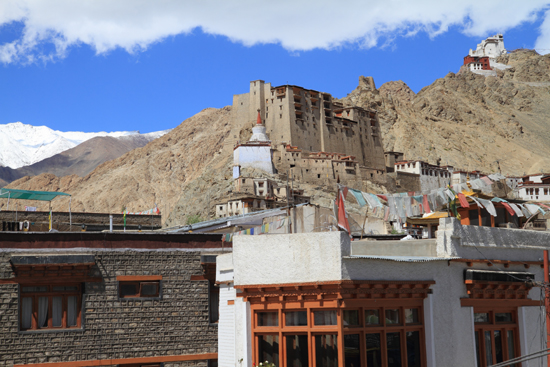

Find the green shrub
[[186, 214, 204, 225]]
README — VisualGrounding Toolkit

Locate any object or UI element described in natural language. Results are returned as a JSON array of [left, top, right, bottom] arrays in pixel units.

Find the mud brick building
[[227, 80, 386, 175], [0, 232, 227, 367]]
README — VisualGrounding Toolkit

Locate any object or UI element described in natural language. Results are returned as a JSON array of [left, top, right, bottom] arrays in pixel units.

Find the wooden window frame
[[251, 300, 426, 367], [19, 283, 82, 331], [117, 277, 162, 299], [473, 306, 521, 367]]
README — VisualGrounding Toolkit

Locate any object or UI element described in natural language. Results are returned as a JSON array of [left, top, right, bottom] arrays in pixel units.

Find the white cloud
[[1, 0, 550, 64], [535, 9, 550, 52]]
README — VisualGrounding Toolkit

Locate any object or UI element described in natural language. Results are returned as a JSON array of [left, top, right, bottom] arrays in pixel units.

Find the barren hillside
[[3, 107, 232, 224], [341, 50, 550, 175]]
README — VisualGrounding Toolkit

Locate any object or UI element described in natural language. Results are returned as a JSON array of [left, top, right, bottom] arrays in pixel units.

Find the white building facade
[[394, 160, 452, 193], [469, 34, 507, 65], [217, 220, 548, 367], [515, 174, 550, 202]]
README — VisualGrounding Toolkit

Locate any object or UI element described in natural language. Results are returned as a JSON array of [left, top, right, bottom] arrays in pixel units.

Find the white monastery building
[[464, 34, 510, 76]]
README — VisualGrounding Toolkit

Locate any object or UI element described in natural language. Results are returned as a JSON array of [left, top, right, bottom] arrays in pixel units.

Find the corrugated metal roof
[[344, 255, 460, 262], [163, 204, 310, 233]]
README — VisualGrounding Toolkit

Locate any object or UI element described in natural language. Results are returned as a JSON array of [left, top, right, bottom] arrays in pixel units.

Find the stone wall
[[273, 144, 386, 190], [0, 249, 219, 367], [0, 211, 162, 232], [386, 171, 421, 193]]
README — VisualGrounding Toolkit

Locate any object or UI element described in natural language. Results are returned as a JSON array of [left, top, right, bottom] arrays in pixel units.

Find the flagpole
[[69, 196, 72, 231], [49, 201, 52, 231]]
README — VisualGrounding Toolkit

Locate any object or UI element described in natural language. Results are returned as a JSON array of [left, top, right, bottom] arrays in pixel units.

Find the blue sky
[[1, 1, 549, 134]]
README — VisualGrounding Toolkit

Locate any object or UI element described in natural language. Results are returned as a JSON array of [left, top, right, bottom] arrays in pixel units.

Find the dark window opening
[[119, 280, 160, 298]]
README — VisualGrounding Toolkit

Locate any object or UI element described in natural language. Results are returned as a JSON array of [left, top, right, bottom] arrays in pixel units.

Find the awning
[[9, 255, 101, 283], [407, 212, 448, 225], [0, 188, 71, 201]]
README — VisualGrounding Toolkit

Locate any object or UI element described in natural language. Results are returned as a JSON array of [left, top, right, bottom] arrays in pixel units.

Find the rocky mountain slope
[[340, 50, 550, 176], [3, 108, 232, 224], [0, 134, 165, 187], [4, 50, 550, 227]]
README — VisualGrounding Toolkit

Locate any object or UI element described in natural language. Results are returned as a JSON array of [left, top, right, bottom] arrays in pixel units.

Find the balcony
[[276, 88, 286, 97]]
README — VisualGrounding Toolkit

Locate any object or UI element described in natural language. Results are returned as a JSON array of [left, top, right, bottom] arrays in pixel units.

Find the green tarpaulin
[[0, 188, 70, 201]]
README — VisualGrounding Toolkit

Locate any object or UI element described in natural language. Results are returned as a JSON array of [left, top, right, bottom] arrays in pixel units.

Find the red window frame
[[473, 307, 521, 367], [19, 284, 82, 331], [251, 300, 426, 367]]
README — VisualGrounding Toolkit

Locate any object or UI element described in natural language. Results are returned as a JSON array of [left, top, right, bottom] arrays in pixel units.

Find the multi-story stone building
[[228, 80, 386, 172], [0, 232, 225, 367], [272, 143, 386, 189]]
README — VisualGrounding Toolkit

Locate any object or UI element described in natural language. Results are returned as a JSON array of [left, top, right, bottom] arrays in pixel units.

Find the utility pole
[[544, 250, 550, 367], [291, 171, 296, 233], [286, 170, 291, 234], [496, 160, 508, 197], [207, 192, 211, 220]]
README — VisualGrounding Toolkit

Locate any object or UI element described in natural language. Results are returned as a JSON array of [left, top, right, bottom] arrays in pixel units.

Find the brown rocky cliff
[[340, 50, 550, 175]]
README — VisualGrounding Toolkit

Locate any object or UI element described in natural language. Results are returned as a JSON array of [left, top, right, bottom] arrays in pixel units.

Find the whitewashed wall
[[234, 145, 273, 174], [232, 232, 347, 286], [221, 229, 547, 367]]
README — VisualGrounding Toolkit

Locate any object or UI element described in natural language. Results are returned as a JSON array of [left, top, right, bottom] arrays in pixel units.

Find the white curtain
[[67, 296, 77, 326], [325, 311, 336, 325], [21, 297, 33, 329], [52, 297, 62, 327], [38, 297, 48, 328], [286, 312, 307, 326], [315, 311, 337, 326]]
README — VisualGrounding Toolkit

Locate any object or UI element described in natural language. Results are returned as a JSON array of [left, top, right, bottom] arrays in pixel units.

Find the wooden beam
[[450, 258, 543, 267], [460, 298, 541, 307], [190, 275, 207, 281], [0, 277, 102, 284], [116, 275, 163, 281], [13, 353, 218, 367]]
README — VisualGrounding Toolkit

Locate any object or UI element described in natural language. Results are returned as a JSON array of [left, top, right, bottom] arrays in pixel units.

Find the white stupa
[[249, 110, 270, 142], [233, 110, 274, 178]]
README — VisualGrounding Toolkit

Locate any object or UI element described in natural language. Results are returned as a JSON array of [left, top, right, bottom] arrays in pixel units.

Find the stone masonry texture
[[0, 250, 217, 367]]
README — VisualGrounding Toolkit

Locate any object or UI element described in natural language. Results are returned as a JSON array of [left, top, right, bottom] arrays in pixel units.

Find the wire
[[489, 347, 550, 367], [465, 232, 550, 367]]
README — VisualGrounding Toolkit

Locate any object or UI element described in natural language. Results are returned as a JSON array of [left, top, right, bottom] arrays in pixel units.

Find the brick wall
[[0, 250, 218, 367]]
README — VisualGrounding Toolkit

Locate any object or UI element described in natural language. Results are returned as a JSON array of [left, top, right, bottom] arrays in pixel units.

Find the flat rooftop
[[0, 232, 226, 250]]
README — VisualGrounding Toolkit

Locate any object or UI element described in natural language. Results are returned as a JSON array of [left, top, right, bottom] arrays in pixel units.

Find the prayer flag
[[501, 202, 515, 217], [337, 189, 351, 234], [457, 193, 469, 208]]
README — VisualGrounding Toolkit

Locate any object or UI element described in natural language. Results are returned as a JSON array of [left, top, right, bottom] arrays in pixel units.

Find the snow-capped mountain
[[0, 122, 168, 169]]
